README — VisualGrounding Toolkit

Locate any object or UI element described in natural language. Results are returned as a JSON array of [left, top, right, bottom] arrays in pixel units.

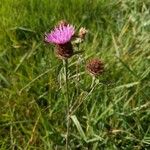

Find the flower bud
[[78, 27, 88, 39], [86, 58, 104, 76]]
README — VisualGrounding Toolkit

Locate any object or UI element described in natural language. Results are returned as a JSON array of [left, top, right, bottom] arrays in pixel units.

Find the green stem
[[76, 44, 80, 95], [63, 59, 69, 109], [90, 76, 96, 89], [63, 59, 70, 150]]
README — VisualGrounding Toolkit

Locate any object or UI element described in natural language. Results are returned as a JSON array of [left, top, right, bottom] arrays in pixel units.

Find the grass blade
[[71, 115, 87, 142]]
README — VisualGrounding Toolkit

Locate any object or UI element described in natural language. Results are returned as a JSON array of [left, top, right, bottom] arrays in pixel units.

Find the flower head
[[45, 24, 75, 44], [86, 58, 104, 76], [73, 27, 88, 44], [79, 27, 88, 39]]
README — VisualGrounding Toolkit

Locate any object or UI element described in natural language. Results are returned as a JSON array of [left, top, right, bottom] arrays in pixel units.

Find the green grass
[[0, 0, 150, 149]]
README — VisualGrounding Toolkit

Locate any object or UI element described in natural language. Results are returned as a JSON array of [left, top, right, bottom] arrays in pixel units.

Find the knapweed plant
[[45, 20, 104, 149]]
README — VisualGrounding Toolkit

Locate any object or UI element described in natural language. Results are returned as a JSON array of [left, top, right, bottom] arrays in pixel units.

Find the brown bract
[[55, 42, 74, 59], [86, 58, 104, 76]]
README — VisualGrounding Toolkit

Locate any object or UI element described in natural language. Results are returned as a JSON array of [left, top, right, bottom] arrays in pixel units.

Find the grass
[[0, 0, 150, 149]]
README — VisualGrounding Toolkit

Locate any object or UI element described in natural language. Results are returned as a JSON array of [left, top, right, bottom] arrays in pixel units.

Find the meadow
[[0, 0, 150, 149]]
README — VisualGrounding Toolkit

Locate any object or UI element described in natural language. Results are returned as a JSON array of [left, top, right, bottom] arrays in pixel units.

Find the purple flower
[[45, 24, 75, 44]]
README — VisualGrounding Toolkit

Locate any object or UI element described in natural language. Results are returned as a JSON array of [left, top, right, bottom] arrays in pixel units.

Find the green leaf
[[71, 115, 87, 142]]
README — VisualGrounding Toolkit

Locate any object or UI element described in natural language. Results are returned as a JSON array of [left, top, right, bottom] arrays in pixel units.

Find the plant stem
[[63, 59, 70, 150], [76, 44, 80, 96], [90, 76, 96, 89]]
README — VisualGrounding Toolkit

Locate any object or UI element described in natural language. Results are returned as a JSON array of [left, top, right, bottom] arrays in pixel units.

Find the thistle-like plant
[[45, 20, 103, 149]]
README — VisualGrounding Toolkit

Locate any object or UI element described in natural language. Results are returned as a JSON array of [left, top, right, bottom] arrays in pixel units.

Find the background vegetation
[[0, 0, 150, 149]]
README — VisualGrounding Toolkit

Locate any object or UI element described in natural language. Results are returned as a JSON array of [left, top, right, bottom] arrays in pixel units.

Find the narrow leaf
[[71, 115, 87, 142]]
